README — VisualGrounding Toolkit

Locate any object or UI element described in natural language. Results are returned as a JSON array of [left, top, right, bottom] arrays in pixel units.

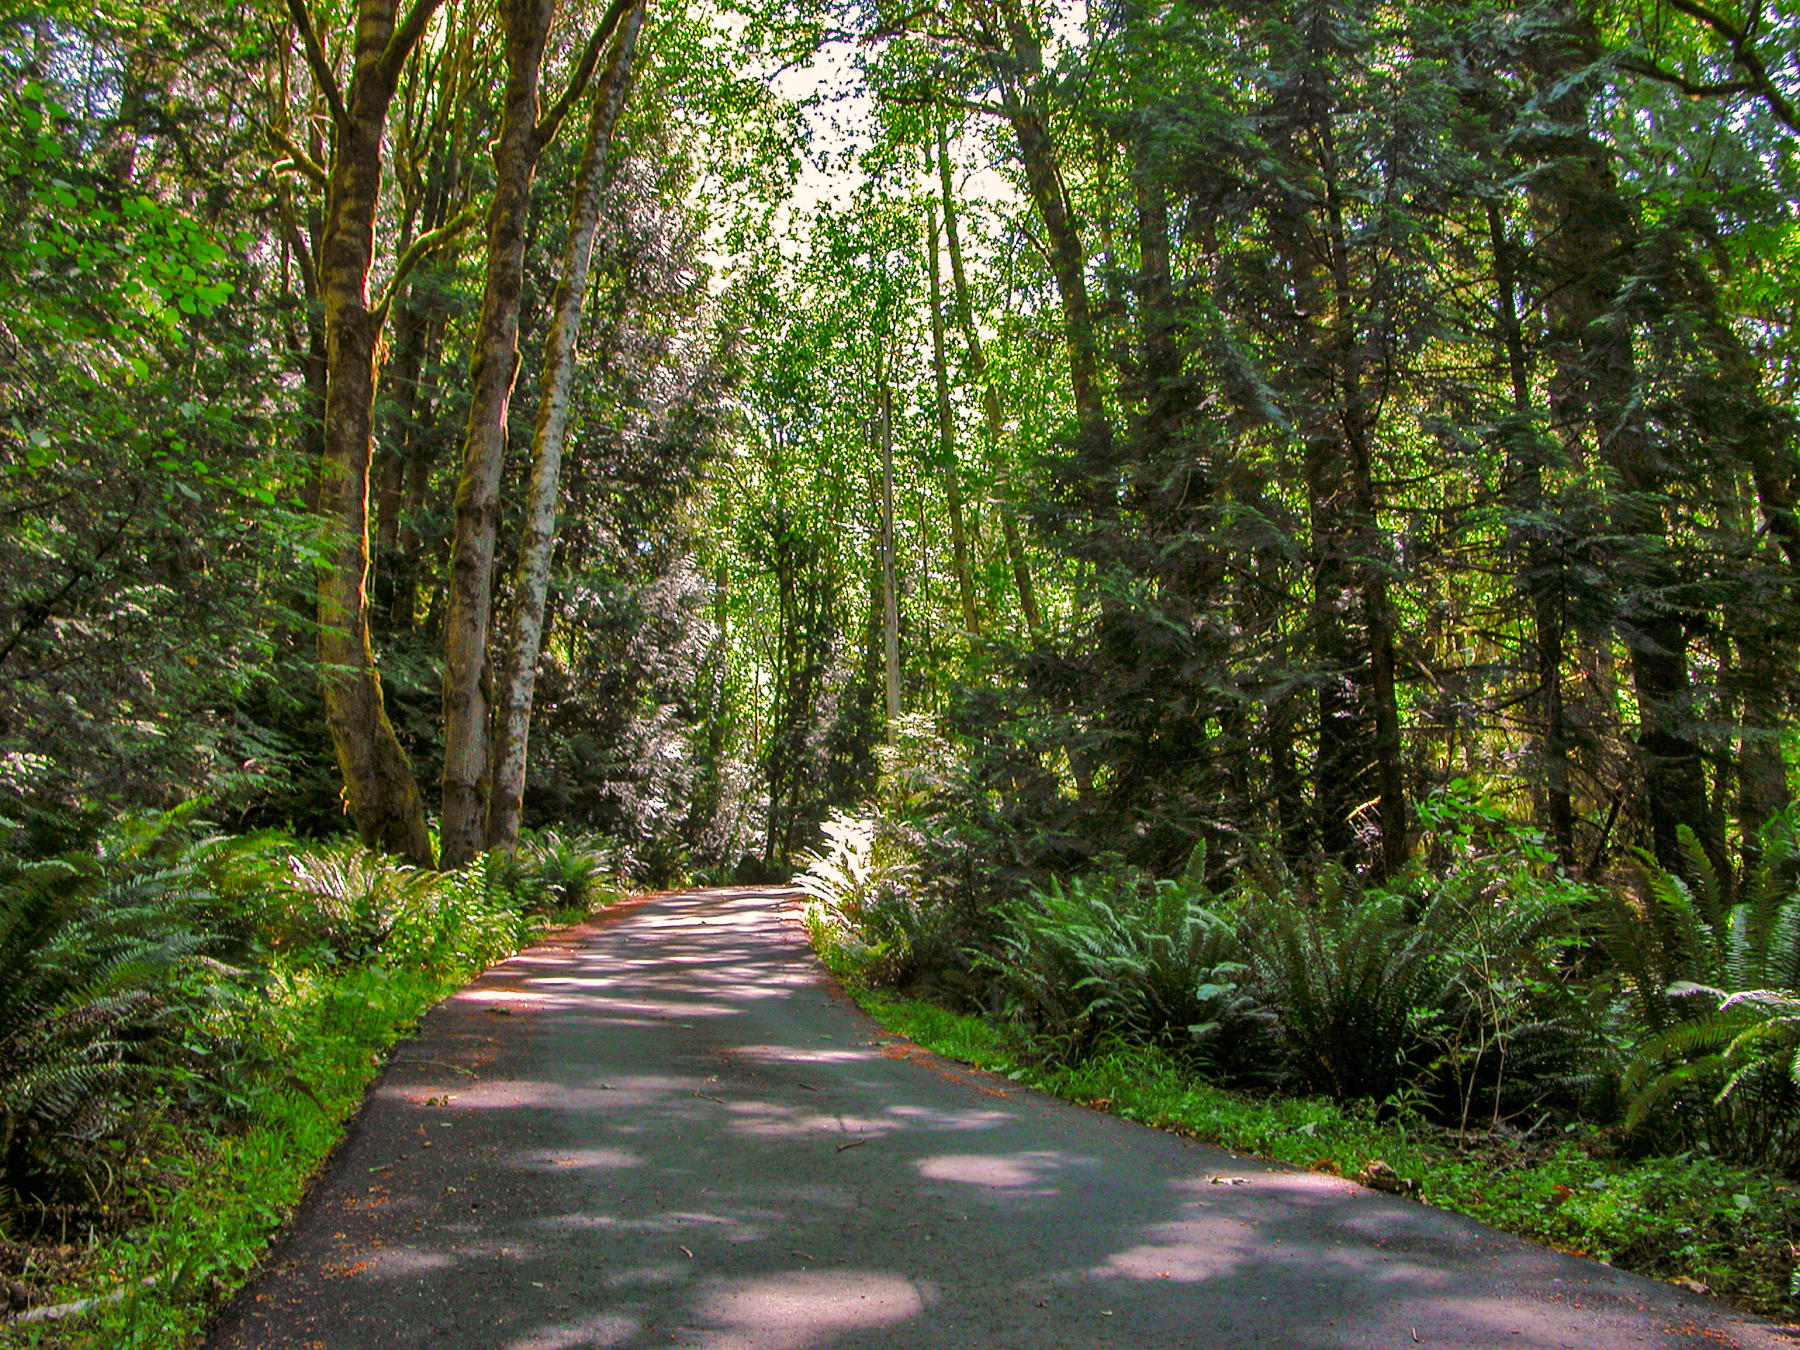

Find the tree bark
[[309, 0, 443, 865], [879, 362, 902, 727], [1264, 40, 1407, 874], [925, 199, 979, 638], [1322, 150, 1408, 879], [1487, 201, 1578, 867], [1528, 7, 1722, 878], [937, 117, 1041, 636], [485, 0, 647, 854], [438, 0, 559, 868]]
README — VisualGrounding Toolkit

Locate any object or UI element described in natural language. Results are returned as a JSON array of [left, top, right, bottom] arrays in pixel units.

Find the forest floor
[[206, 886, 1796, 1349]]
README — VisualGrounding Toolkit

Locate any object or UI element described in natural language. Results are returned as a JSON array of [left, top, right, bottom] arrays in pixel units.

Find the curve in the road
[[208, 886, 1797, 1350]]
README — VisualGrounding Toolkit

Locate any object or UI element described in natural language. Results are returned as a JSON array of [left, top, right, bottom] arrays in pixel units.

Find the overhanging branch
[[283, 0, 349, 132], [372, 204, 478, 325]]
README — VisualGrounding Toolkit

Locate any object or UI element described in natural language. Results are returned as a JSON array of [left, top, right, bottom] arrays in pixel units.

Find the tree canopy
[[2, 0, 1797, 887]]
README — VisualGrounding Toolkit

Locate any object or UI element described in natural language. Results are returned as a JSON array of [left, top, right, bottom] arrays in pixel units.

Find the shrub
[[1237, 855, 1581, 1113], [497, 830, 616, 916], [974, 851, 1253, 1065], [269, 841, 444, 965], [1614, 825, 1800, 1167], [0, 823, 229, 1237], [793, 810, 924, 985]]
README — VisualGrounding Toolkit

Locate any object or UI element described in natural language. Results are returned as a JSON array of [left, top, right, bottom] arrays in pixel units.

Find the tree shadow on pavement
[[208, 888, 1789, 1350]]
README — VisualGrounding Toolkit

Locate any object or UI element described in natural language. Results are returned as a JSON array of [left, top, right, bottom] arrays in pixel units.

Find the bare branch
[[273, 183, 320, 302], [380, 0, 447, 87], [1656, 0, 1800, 134], [535, 0, 635, 151], [283, 0, 349, 131], [372, 204, 479, 326], [877, 87, 1009, 119], [264, 124, 330, 190], [1620, 55, 1754, 99]]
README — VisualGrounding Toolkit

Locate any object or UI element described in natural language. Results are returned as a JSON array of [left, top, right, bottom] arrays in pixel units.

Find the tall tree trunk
[[439, 0, 559, 867], [1529, 7, 1722, 878], [308, 0, 443, 865], [879, 365, 902, 727], [996, 84, 1106, 449], [937, 117, 1041, 636], [1488, 201, 1578, 867], [1666, 242, 1799, 857], [1249, 11, 1411, 874], [925, 200, 979, 638], [486, 0, 647, 854], [1321, 149, 1408, 878]]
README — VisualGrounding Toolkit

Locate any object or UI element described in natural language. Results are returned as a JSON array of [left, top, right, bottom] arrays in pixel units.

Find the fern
[[1238, 858, 1578, 1110], [0, 839, 221, 1233], [1616, 826, 1800, 1167], [793, 810, 923, 984], [515, 830, 614, 914], [975, 851, 1248, 1064], [277, 842, 442, 962]]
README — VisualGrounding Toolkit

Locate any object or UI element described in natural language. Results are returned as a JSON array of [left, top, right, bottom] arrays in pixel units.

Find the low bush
[[974, 851, 1255, 1066], [1611, 826, 1800, 1168], [1237, 853, 1587, 1119], [0, 814, 234, 1242], [794, 809, 926, 986], [0, 805, 621, 1345]]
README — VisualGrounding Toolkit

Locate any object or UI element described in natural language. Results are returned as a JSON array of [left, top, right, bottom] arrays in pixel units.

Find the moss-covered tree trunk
[[486, 0, 647, 855], [309, 0, 442, 865]]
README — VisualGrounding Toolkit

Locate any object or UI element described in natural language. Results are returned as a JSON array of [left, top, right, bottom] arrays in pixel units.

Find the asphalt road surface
[[207, 886, 1799, 1350]]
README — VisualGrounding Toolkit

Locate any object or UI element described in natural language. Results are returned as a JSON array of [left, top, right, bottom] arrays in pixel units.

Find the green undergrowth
[[0, 814, 617, 1350], [2, 923, 590, 1350], [857, 992, 1800, 1321]]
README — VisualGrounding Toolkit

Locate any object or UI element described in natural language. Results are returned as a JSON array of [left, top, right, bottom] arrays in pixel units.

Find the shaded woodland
[[8, 0, 1800, 1328]]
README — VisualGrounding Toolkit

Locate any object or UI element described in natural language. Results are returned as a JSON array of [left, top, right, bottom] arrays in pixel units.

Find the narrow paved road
[[209, 887, 1797, 1349]]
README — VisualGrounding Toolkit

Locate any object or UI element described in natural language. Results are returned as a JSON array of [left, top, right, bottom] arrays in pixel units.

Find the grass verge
[[857, 991, 1800, 1321], [0, 903, 592, 1350]]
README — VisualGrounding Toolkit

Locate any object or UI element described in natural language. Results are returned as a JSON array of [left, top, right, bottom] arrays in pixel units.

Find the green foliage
[[269, 842, 444, 966], [1238, 854, 1584, 1112], [0, 12, 311, 817], [506, 830, 618, 916], [793, 809, 923, 985], [829, 790, 1589, 1123], [1615, 825, 1800, 1166], [0, 814, 226, 1238], [0, 806, 620, 1337], [977, 851, 1250, 1064]]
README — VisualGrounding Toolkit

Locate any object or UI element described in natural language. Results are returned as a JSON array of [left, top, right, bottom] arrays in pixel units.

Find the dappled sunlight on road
[[509, 1146, 643, 1172], [213, 886, 1793, 1350], [503, 1312, 639, 1349], [1091, 1232, 1254, 1283], [354, 1246, 458, 1278], [691, 1269, 929, 1350], [535, 1208, 771, 1243], [914, 1150, 1092, 1192]]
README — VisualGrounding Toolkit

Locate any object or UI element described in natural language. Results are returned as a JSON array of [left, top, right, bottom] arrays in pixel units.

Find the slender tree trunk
[[879, 366, 902, 727], [1320, 155, 1407, 878], [439, 0, 558, 867], [1488, 202, 1578, 867], [1260, 32, 1407, 874], [1668, 243, 1799, 856], [925, 200, 979, 638], [937, 117, 1041, 636], [1529, 8, 1722, 878], [310, 0, 443, 865], [1000, 91, 1105, 447], [486, 0, 647, 854]]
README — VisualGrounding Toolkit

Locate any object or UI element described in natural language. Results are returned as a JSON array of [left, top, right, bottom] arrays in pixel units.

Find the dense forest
[[7, 0, 1800, 1334]]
